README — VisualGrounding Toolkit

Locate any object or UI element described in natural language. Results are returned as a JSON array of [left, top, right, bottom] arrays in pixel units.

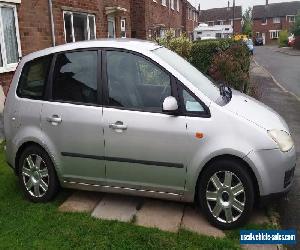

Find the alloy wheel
[[206, 171, 246, 224], [21, 154, 49, 198]]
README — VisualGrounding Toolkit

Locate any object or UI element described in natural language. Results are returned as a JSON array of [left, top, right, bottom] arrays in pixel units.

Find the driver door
[[102, 50, 188, 194]]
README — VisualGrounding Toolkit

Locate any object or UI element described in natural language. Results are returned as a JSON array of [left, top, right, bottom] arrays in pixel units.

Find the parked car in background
[[288, 34, 295, 47], [246, 39, 254, 55], [4, 39, 296, 230], [254, 37, 264, 46]]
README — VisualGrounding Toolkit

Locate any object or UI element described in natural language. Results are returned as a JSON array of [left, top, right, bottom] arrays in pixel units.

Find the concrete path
[[59, 191, 270, 238]]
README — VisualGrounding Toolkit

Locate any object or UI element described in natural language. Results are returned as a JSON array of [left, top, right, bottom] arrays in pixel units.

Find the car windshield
[[153, 47, 220, 102]]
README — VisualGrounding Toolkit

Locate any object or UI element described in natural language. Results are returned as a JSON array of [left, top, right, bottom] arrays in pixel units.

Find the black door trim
[[61, 152, 184, 169]]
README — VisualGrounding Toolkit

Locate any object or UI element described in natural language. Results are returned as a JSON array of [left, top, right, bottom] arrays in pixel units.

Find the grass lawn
[[0, 144, 272, 249]]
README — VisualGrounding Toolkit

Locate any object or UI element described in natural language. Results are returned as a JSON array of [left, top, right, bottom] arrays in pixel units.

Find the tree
[[292, 11, 300, 36], [242, 7, 253, 37]]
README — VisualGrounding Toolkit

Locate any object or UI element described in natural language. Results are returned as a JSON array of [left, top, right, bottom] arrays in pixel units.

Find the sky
[[189, 0, 298, 10]]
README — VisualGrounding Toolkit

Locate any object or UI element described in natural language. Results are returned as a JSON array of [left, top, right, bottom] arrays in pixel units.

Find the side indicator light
[[195, 132, 204, 139]]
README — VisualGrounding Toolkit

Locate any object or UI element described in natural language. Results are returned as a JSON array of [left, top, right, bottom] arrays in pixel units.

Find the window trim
[[46, 48, 102, 107], [270, 30, 280, 39], [177, 81, 211, 118], [16, 54, 53, 101], [287, 15, 295, 23], [102, 48, 180, 115], [63, 10, 97, 43], [273, 17, 281, 24], [0, 3, 22, 73]]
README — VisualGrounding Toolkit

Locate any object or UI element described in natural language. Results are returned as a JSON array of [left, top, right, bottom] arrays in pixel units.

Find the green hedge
[[279, 30, 289, 47], [189, 39, 233, 74]]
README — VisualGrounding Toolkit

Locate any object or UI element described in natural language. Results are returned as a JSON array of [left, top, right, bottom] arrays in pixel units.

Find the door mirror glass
[[163, 96, 178, 113]]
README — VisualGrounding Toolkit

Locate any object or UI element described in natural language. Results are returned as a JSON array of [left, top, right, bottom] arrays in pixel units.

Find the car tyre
[[198, 158, 254, 230], [18, 145, 59, 202]]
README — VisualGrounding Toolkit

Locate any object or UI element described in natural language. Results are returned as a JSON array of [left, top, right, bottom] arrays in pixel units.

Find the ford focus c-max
[[4, 39, 296, 229]]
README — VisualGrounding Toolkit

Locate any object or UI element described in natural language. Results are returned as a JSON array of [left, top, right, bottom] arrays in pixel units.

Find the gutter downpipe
[[48, 0, 56, 46]]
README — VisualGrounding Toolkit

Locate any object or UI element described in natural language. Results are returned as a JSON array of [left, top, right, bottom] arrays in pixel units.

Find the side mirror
[[163, 96, 179, 115]]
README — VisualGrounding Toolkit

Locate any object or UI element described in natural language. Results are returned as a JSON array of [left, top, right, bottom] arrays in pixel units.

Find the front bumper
[[244, 147, 296, 197]]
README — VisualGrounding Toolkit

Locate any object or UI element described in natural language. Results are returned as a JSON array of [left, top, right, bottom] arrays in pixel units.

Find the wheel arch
[[194, 154, 260, 204]]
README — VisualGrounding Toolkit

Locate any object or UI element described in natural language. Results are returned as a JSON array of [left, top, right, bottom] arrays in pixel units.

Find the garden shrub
[[278, 30, 289, 47], [157, 31, 192, 59], [208, 43, 251, 92], [189, 39, 233, 74]]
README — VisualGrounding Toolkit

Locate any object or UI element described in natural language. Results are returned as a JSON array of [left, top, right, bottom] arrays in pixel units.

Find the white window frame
[[273, 17, 280, 24], [261, 18, 267, 25], [121, 18, 126, 38], [0, 3, 21, 73], [270, 30, 280, 39], [287, 15, 295, 23], [161, 0, 166, 6], [177, 0, 179, 12], [63, 11, 96, 43], [170, 0, 175, 10]]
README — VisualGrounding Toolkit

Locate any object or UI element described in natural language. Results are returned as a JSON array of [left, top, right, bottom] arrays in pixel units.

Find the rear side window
[[52, 51, 98, 105], [17, 55, 52, 99]]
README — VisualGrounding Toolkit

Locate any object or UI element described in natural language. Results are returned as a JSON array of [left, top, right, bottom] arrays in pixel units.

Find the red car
[[288, 35, 295, 47]]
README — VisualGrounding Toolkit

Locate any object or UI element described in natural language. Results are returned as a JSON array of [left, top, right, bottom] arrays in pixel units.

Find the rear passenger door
[[41, 50, 106, 184]]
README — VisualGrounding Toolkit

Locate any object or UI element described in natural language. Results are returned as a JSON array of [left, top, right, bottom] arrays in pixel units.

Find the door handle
[[109, 121, 127, 131], [47, 115, 62, 125]]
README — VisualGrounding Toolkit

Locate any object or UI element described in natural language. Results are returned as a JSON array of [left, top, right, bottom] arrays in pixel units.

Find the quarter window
[[63, 11, 96, 43], [17, 56, 53, 100], [0, 4, 21, 73], [106, 51, 171, 111], [183, 89, 204, 112], [52, 51, 98, 105]]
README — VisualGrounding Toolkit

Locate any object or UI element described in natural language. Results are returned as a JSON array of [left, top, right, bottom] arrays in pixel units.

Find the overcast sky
[[189, 0, 297, 10]]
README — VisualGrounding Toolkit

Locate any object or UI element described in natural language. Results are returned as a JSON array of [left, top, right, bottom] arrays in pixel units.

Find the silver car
[[4, 39, 296, 229]]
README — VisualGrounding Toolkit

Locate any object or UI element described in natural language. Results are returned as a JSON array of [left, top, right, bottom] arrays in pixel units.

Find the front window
[[0, 4, 21, 73], [288, 16, 295, 22], [262, 18, 267, 25], [270, 30, 280, 39], [153, 47, 220, 102], [63, 11, 96, 43], [106, 50, 171, 111], [273, 17, 280, 23], [208, 21, 214, 26], [121, 18, 126, 38]]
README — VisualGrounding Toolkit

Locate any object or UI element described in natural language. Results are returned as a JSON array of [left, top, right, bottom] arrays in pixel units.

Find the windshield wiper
[[219, 84, 232, 101]]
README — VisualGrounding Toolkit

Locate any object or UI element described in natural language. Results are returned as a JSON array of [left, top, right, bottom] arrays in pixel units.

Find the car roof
[[21, 39, 161, 62]]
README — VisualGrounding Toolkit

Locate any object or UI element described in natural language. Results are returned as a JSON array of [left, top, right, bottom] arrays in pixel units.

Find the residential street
[[251, 61, 300, 250], [254, 46, 300, 99]]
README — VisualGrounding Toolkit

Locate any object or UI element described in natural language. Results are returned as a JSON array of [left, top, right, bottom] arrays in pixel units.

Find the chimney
[[198, 4, 200, 11], [266, 0, 269, 5], [227, 1, 230, 11]]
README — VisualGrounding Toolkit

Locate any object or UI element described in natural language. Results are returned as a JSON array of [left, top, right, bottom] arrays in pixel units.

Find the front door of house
[[262, 33, 266, 45]]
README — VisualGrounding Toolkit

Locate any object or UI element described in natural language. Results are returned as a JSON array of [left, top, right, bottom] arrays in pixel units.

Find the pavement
[[254, 46, 300, 99], [59, 190, 270, 241], [251, 60, 300, 250]]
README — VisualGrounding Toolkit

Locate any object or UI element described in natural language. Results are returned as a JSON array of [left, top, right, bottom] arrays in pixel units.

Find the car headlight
[[268, 130, 294, 152]]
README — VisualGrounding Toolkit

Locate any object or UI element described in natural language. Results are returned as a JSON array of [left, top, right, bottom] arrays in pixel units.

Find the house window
[[161, 0, 166, 6], [0, 4, 21, 73], [270, 30, 280, 39], [121, 18, 126, 38], [177, 0, 180, 11], [288, 16, 295, 22], [262, 17, 267, 25], [217, 20, 224, 25], [273, 17, 280, 23], [208, 21, 214, 26], [64, 11, 96, 43]]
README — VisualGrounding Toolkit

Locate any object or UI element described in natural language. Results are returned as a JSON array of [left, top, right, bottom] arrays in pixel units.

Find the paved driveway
[[254, 46, 300, 99]]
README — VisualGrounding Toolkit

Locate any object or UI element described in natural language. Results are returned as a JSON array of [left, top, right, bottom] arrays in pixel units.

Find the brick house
[[0, 0, 198, 93], [253, 1, 300, 45], [130, 0, 198, 40], [199, 5, 243, 34], [182, 0, 199, 40]]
